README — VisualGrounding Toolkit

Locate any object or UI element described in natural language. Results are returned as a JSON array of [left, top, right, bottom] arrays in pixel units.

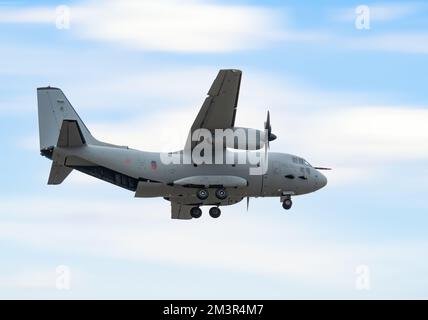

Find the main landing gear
[[215, 188, 228, 200], [209, 207, 221, 218], [190, 206, 202, 218], [193, 188, 226, 218], [196, 188, 228, 201], [196, 189, 209, 200], [190, 206, 221, 219]]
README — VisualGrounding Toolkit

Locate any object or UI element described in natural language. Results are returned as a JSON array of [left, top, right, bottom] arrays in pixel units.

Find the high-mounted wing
[[185, 69, 242, 150]]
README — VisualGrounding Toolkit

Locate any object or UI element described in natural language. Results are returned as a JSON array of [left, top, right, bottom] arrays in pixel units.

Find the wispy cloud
[[0, 6, 54, 23], [1, 196, 426, 292], [329, 3, 428, 54], [0, 0, 288, 52], [75, 0, 287, 52]]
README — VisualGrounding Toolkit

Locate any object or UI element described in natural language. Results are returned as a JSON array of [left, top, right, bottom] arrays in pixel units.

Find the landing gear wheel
[[282, 198, 292, 210], [196, 189, 209, 200], [209, 207, 221, 218], [190, 207, 202, 219], [215, 188, 228, 200]]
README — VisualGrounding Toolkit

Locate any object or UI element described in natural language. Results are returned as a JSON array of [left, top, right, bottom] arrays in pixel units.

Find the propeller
[[263, 111, 277, 160], [264, 111, 277, 144], [314, 167, 332, 170], [246, 196, 250, 211]]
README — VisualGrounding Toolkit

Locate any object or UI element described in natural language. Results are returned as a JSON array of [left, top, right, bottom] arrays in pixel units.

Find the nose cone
[[317, 172, 328, 189]]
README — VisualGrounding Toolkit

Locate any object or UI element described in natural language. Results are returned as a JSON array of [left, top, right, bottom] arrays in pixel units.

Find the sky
[[0, 0, 427, 299]]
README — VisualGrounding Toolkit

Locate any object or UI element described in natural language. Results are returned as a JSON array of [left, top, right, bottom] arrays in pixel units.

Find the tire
[[190, 207, 202, 218], [196, 189, 209, 200], [282, 199, 292, 210], [209, 207, 221, 218], [215, 188, 228, 200]]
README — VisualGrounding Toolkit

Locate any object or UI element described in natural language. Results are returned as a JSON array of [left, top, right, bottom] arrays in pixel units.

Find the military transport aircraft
[[37, 69, 328, 220]]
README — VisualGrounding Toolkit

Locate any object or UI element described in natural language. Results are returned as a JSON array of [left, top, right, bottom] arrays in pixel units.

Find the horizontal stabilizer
[[48, 162, 73, 185]]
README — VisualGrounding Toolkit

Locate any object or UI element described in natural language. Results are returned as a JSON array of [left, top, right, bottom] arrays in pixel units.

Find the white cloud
[[0, 6, 54, 23], [0, 269, 56, 288], [330, 3, 428, 54], [0, 196, 424, 289], [283, 106, 428, 163], [75, 0, 287, 52], [0, 0, 288, 53], [0, 266, 85, 293], [1, 1, 427, 55]]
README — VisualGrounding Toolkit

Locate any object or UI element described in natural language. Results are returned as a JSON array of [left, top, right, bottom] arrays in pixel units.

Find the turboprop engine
[[206, 112, 277, 150]]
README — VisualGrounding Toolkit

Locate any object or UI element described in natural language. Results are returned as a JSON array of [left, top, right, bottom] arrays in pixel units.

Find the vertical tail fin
[[37, 87, 97, 151], [37, 87, 101, 185]]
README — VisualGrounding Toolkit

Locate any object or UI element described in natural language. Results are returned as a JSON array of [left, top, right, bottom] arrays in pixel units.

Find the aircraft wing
[[185, 69, 242, 150]]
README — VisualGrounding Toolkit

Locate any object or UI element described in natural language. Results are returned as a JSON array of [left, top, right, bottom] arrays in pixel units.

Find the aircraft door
[[262, 160, 281, 196]]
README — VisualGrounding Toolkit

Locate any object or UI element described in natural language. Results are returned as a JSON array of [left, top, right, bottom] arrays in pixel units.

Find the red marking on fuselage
[[151, 161, 157, 170]]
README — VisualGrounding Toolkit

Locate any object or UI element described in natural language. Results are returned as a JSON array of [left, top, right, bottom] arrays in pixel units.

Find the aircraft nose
[[317, 172, 328, 189]]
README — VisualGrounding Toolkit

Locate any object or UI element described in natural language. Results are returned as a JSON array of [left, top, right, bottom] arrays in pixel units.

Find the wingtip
[[220, 69, 242, 74], [37, 86, 61, 91]]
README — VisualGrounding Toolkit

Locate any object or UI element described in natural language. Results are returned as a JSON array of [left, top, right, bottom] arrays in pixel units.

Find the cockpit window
[[293, 156, 312, 167]]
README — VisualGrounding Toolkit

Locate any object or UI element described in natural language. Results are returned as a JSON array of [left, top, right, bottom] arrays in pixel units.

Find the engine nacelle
[[206, 127, 267, 150]]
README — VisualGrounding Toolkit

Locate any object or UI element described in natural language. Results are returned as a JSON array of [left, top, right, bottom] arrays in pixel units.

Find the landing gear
[[190, 206, 202, 218], [209, 207, 221, 218], [215, 188, 228, 200], [196, 189, 209, 200], [282, 198, 292, 210]]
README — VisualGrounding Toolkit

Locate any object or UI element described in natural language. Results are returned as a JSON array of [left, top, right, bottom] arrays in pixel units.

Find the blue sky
[[0, 0, 427, 299]]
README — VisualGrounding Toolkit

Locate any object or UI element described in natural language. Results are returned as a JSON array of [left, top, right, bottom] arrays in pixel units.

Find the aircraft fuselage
[[50, 144, 327, 206]]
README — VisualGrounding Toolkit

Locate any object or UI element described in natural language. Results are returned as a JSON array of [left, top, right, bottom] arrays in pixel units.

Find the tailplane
[[37, 87, 99, 185]]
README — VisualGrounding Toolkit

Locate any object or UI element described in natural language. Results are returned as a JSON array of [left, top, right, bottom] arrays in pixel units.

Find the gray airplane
[[37, 69, 328, 220]]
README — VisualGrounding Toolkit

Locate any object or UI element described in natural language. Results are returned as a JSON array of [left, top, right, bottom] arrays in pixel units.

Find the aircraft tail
[[37, 87, 98, 151], [37, 87, 99, 184]]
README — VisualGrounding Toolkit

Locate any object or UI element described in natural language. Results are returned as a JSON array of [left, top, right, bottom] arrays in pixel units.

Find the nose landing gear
[[282, 198, 292, 210]]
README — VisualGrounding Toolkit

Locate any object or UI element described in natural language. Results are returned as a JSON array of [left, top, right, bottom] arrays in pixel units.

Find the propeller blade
[[262, 110, 272, 168], [314, 167, 332, 170], [267, 111, 270, 132], [246, 197, 250, 211], [264, 110, 276, 142], [264, 111, 271, 133]]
